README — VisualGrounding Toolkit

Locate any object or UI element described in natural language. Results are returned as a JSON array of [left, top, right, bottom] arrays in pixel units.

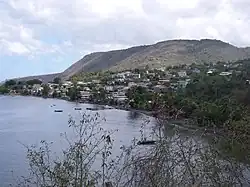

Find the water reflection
[[127, 111, 144, 121]]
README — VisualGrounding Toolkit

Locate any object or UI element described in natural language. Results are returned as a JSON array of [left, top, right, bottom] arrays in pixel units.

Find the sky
[[0, 0, 250, 81]]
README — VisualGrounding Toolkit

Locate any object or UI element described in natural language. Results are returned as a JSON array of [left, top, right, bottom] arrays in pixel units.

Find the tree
[[42, 84, 50, 97], [67, 84, 79, 101], [16, 113, 250, 187], [26, 79, 42, 86], [17, 113, 116, 187], [53, 77, 62, 84], [4, 79, 16, 87], [0, 86, 9, 94]]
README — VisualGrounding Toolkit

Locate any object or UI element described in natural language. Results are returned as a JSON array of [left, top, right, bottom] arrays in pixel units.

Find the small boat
[[54, 110, 63, 113], [74, 107, 82, 110], [104, 106, 114, 110], [137, 140, 156, 145], [86, 107, 99, 111]]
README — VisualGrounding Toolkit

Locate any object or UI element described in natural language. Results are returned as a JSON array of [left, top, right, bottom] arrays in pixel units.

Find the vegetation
[[5, 58, 250, 186], [4, 79, 16, 87], [42, 84, 50, 97], [14, 113, 250, 186], [124, 60, 250, 163], [67, 84, 79, 101], [0, 86, 9, 94], [53, 77, 62, 84], [26, 79, 42, 86]]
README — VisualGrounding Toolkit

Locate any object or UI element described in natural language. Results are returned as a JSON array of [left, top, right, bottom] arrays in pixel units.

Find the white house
[[192, 68, 201, 74], [32, 84, 43, 93], [80, 91, 91, 100], [130, 73, 141, 79], [92, 80, 101, 84], [62, 81, 73, 88], [128, 82, 137, 88], [112, 92, 128, 102], [77, 81, 85, 86], [153, 85, 168, 93], [219, 72, 232, 76], [104, 86, 114, 92], [178, 71, 187, 77], [177, 79, 191, 88]]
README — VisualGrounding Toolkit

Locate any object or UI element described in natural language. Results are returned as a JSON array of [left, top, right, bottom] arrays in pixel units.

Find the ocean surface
[[0, 96, 155, 186]]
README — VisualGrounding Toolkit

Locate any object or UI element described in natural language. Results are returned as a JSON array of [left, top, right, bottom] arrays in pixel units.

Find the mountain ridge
[[14, 39, 250, 82]]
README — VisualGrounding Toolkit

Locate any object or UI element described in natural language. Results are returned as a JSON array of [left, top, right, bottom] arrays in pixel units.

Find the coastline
[[1, 94, 207, 133]]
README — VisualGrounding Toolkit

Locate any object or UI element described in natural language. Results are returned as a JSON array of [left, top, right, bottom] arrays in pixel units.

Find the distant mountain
[[15, 73, 60, 83], [15, 39, 250, 82]]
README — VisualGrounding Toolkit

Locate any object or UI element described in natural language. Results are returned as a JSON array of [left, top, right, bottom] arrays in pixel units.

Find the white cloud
[[4, 40, 30, 55], [0, 0, 250, 59]]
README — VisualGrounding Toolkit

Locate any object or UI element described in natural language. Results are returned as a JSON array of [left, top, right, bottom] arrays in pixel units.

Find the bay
[[0, 96, 155, 186]]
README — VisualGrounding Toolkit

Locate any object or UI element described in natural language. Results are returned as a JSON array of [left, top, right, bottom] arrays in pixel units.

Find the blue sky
[[0, 0, 250, 81]]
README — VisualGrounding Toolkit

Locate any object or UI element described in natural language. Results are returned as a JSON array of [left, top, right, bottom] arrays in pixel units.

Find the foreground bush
[[14, 112, 250, 187]]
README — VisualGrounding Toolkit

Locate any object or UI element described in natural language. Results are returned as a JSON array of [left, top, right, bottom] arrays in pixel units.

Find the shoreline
[[1, 93, 152, 114], [1, 94, 207, 133]]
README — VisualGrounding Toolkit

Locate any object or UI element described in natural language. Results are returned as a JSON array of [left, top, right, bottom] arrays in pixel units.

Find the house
[[48, 83, 59, 89], [32, 84, 43, 93], [104, 86, 114, 92], [62, 81, 73, 88], [153, 85, 169, 93], [137, 82, 148, 88], [122, 87, 130, 92], [207, 69, 216, 75], [115, 78, 125, 83], [124, 71, 132, 77], [178, 71, 187, 77], [192, 68, 201, 74], [77, 81, 85, 86], [112, 72, 130, 79], [92, 80, 101, 84], [107, 81, 115, 85], [146, 72, 155, 77], [170, 82, 178, 90], [128, 82, 137, 88], [177, 79, 190, 88], [80, 91, 91, 100], [83, 87, 91, 91], [219, 72, 232, 76], [112, 92, 128, 103], [158, 79, 170, 85], [130, 73, 141, 79], [142, 78, 150, 83], [156, 67, 165, 72]]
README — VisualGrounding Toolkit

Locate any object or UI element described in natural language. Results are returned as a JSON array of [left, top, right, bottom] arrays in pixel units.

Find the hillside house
[[62, 81, 73, 88], [177, 79, 190, 88], [112, 92, 128, 103], [219, 72, 232, 76], [153, 85, 169, 93], [207, 69, 216, 75], [131, 73, 141, 79], [80, 91, 91, 100], [112, 72, 131, 79], [104, 86, 114, 92], [192, 68, 201, 74], [128, 82, 137, 88], [92, 80, 101, 84], [158, 79, 170, 85], [32, 84, 43, 93], [77, 81, 85, 86], [178, 71, 187, 77]]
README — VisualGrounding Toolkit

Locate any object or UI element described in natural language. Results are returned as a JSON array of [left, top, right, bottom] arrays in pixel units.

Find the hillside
[[15, 73, 60, 83], [110, 39, 250, 71], [16, 39, 250, 82]]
